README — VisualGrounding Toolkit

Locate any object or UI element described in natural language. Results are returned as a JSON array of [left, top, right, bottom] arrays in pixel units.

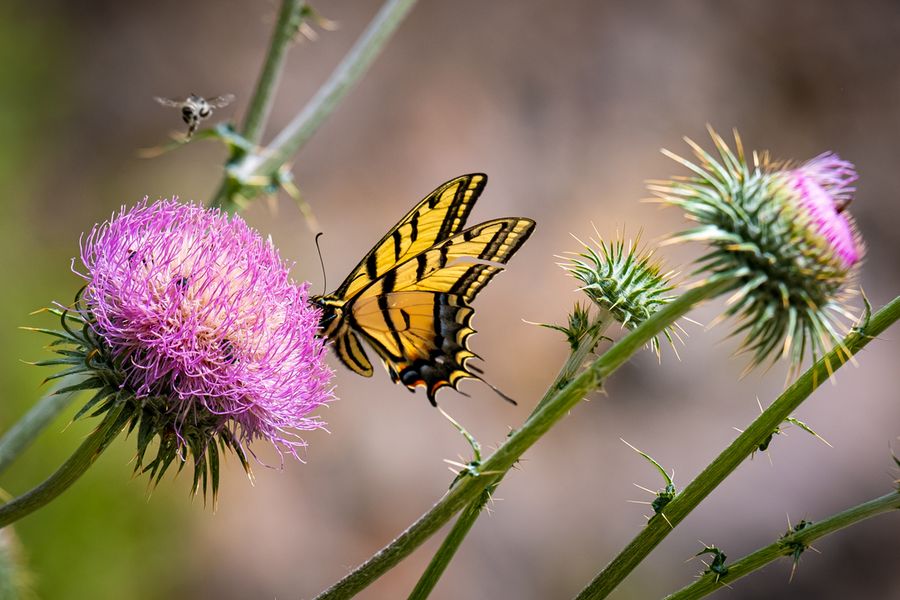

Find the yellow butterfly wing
[[347, 217, 535, 404], [332, 173, 487, 299]]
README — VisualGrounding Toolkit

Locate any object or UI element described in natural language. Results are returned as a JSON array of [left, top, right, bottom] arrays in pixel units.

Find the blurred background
[[1, 0, 898, 598]]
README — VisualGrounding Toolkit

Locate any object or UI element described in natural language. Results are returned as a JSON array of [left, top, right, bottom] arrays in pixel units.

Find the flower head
[[650, 128, 864, 374], [52, 199, 333, 497]]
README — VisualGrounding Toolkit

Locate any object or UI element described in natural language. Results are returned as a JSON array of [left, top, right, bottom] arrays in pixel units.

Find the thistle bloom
[[651, 129, 864, 372], [64, 199, 333, 495]]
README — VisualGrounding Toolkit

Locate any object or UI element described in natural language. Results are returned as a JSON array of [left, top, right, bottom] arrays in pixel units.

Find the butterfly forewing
[[334, 174, 487, 299], [355, 218, 535, 300]]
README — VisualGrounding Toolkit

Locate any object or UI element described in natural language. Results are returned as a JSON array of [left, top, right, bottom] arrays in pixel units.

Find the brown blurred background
[[1, 0, 898, 598]]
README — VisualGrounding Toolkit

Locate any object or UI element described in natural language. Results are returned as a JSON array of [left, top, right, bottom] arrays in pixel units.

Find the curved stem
[[229, 0, 418, 184], [664, 490, 900, 600], [0, 403, 127, 528], [575, 295, 900, 600], [241, 0, 305, 146], [314, 279, 730, 599], [0, 383, 79, 475]]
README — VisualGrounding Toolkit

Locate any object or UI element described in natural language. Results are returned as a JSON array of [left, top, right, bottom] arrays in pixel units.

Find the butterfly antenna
[[485, 380, 517, 405], [315, 232, 327, 294]]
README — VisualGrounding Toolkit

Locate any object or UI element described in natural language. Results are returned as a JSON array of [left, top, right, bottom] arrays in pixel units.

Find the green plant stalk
[[241, 0, 306, 145], [407, 485, 495, 600], [209, 0, 308, 211], [0, 403, 127, 528], [409, 312, 614, 598], [575, 294, 900, 600], [314, 279, 731, 600], [230, 0, 418, 184], [664, 490, 900, 600], [0, 382, 79, 475]]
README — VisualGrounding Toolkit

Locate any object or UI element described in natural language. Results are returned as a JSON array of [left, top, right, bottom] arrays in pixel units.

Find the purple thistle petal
[[78, 199, 334, 459], [787, 153, 862, 268]]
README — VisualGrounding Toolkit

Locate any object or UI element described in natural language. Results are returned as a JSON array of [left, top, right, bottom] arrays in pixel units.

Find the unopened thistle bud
[[563, 234, 679, 357], [40, 200, 334, 499], [650, 128, 864, 373]]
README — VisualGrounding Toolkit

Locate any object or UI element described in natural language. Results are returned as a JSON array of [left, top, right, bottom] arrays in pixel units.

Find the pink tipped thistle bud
[[650, 128, 864, 374]]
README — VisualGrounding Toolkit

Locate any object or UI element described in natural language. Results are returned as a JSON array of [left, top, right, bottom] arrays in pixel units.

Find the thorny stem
[[211, 0, 418, 210], [409, 311, 613, 597], [0, 381, 79, 475], [313, 279, 730, 600], [664, 491, 900, 600], [575, 294, 900, 600], [0, 404, 127, 528]]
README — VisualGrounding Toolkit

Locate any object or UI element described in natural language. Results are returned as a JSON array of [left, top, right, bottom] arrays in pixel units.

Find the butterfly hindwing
[[351, 291, 478, 404], [313, 174, 534, 405], [332, 328, 374, 377]]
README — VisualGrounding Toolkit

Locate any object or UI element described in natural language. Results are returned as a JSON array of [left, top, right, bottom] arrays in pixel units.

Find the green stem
[[575, 294, 900, 600], [665, 490, 900, 600], [407, 485, 495, 600], [0, 404, 127, 528], [0, 383, 79, 475], [230, 0, 418, 184], [209, 0, 308, 211], [241, 0, 305, 145], [314, 279, 730, 600], [409, 312, 613, 597]]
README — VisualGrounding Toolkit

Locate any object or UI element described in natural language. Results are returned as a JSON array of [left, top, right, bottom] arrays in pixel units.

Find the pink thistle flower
[[73, 199, 333, 495]]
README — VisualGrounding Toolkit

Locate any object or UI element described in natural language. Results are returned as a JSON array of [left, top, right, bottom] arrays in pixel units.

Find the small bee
[[154, 93, 235, 139]]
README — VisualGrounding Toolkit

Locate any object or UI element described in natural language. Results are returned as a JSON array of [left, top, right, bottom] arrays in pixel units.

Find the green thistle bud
[[563, 233, 679, 357], [539, 302, 597, 351], [650, 128, 864, 374]]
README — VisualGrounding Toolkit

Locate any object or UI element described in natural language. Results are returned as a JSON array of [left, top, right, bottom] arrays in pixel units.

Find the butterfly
[[311, 174, 535, 406]]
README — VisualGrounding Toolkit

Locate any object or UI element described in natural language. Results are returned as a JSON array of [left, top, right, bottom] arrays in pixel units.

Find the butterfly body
[[312, 174, 534, 405]]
